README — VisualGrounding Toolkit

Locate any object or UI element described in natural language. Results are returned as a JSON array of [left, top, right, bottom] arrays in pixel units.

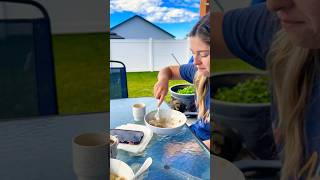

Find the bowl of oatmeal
[[144, 109, 187, 135]]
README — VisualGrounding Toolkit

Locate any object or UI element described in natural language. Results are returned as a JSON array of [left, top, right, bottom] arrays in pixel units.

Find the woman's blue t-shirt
[[179, 63, 210, 141], [223, 2, 320, 174]]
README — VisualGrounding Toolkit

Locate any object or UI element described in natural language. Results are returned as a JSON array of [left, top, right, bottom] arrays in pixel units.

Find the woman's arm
[[213, 12, 236, 59], [157, 66, 182, 81], [214, 4, 279, 69], [154, 66, 181, 105]]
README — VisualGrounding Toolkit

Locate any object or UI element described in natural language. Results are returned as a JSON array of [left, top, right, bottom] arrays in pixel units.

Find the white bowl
[[144, 109, 187, 135], [110, 158, 134, 180]]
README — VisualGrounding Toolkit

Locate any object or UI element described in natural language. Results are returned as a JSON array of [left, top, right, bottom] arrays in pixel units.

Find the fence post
[[149, 38, 153, 72]]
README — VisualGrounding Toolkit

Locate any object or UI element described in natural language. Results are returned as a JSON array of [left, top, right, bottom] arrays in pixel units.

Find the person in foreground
[[154, 14, 210, 148], [213, 0, 320, 179]]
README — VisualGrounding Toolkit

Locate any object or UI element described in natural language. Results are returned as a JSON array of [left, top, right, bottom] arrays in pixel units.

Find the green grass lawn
[[127, 72, 189, 103], [53, 33, 108, 114], [213, 58, 261, 73]]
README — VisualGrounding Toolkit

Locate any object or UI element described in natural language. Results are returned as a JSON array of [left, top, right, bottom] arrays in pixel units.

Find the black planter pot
[[210, 72, 275, 160], [169, 84, 197, 113]]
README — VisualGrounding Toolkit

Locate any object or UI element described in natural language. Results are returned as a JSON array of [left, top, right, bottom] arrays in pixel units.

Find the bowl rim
[[144, 109, 187, 130], [212, 98, 271, 107], [110, 158, 134, 177]]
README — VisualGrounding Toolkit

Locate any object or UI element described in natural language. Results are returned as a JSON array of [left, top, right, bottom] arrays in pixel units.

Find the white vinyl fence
[[110, 38, 192, 72]]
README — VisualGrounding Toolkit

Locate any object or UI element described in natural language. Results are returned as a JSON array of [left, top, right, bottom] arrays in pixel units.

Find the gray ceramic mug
[[72, 132, 108, 180]]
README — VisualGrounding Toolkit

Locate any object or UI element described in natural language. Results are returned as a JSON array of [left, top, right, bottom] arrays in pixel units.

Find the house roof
[[110, 15, 175, 38], [110, 32, 125, 39]]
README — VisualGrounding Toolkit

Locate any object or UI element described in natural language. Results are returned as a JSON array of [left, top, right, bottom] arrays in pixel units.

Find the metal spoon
[[155, 100, 161, 120], [131, 157, 152, 180]]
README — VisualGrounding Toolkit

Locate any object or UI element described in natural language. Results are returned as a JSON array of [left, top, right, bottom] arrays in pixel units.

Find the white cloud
[[191, 3, 200, 8], [110, 0, 199, 23], [110, 0, 161, 14], [168, 0, 200, 8]]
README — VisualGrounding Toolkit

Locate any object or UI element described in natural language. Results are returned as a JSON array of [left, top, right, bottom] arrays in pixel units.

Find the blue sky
[[110, 0, 201, 39]]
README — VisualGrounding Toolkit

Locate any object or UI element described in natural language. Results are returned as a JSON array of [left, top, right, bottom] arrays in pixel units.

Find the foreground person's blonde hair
[[267, 30, 320, 179]]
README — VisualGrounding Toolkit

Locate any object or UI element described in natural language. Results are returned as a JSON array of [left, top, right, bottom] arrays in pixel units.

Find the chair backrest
[[110, 60, 128, 99], [0, 0, 58, 119]]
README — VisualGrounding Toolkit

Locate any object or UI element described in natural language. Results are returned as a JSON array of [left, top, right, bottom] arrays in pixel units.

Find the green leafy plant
[[177, 85, 195, 95], [214, 77, 270, 103]]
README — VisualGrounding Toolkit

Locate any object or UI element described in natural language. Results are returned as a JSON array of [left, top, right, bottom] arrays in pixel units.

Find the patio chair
[[211, 117, 281, 179], [231, 129, 281, 178], [0, 0, 58, 119], [110, 60, 128, 99], [234, 159, 281, 179]]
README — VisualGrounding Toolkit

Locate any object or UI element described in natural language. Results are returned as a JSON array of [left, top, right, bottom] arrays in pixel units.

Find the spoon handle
[[157, 99, 162, 107], [155, 99, 160, 120], [155, 107, 160, 120], [132, 157, 152, 180]]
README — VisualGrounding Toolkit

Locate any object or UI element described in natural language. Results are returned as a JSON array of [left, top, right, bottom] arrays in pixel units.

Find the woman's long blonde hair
[[194, 72, 210, 122], [267, 30, 320, 179], [189, 14, 210, 122]]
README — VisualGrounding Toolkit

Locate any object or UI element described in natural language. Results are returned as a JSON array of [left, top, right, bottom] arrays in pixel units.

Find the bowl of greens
[[214, 77, 270, 104], [211, 72, 273, 159], [169, 84, 197, 113]]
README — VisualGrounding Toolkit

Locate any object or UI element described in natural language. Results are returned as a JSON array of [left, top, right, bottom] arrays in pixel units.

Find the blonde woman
[[214, 0, 320, 179], [154, 14, 210, 148]]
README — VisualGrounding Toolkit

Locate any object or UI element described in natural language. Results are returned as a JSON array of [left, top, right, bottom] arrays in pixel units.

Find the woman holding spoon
[[154, 14, 210, 148]]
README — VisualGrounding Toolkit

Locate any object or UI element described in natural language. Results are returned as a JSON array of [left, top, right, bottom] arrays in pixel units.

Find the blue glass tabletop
[[110, 97, 210, 180]]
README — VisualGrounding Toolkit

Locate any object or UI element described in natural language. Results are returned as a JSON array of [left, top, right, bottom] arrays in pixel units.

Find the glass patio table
[[110, 97, 210, 180], [0, 112, 107, 180]]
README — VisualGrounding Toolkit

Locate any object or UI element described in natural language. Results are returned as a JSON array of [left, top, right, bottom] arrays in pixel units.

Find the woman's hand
[[154, 79, 169, 106], [154, 66, 181, 105], [203, 140, 210, 150]]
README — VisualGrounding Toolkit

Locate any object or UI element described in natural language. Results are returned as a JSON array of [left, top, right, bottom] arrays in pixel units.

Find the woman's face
[[189, 37, 210, 77], [267, 0, 320, 48]]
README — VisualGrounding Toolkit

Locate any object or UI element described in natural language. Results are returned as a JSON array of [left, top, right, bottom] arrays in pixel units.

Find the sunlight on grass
[[53, 33, 108, 114], [127, 72, 189, 103], [212, 59, 261, 73]]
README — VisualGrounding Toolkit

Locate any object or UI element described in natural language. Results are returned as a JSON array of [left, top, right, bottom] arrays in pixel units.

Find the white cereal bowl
[[144, 109, 187, 135], [110, 158, 134, 180]]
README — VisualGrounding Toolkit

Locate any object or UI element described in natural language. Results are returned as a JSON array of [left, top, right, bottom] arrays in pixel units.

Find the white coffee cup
[[132, 103, 146, 121], [110, 135, 118, 159]]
